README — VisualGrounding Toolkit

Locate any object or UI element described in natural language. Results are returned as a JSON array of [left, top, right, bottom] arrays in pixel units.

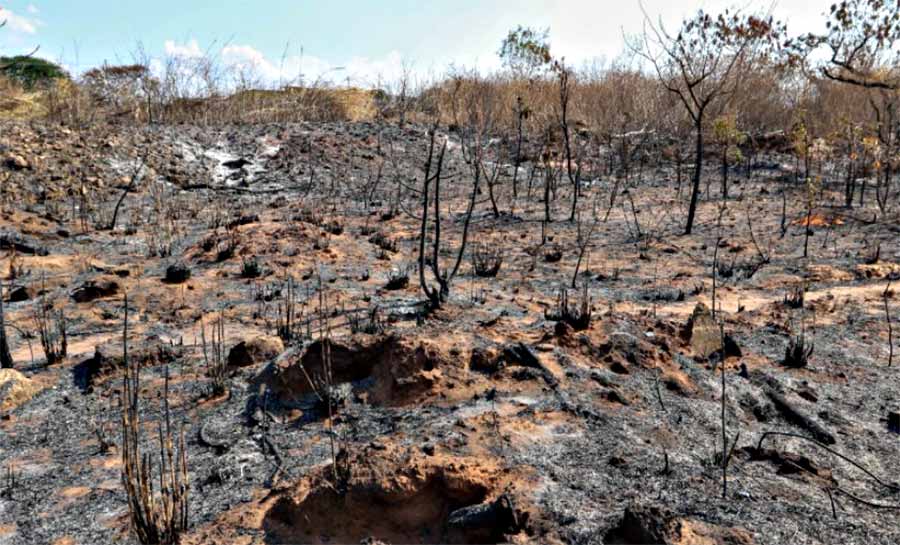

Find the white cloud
[[0, 6, 40, 34], [214, 42, 407, 88], [26, 4, 39, 15], [164, 39, 204, 59]]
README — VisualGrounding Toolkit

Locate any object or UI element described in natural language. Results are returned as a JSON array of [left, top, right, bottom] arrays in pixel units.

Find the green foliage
[[790, 119, 810, 159], [498, 25, 552, 77], [0, 56, 68, 89], [713, 115, 747, 162]]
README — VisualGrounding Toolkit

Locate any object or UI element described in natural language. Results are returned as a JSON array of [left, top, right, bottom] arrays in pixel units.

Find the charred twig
[[885, 281, 894, 368], [757, 431, 899, 493], [108, 159, 145, 231]]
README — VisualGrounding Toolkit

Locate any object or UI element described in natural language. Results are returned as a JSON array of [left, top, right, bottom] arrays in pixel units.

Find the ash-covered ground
[[0, 120, 899, 544]]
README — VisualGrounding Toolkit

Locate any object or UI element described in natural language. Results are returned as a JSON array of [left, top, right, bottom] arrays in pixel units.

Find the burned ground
[[0, 119, 898, 544]]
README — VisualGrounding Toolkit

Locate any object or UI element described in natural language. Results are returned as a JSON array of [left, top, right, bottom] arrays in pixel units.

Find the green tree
[[498, 25, 551, 78], [0, 56, 67, 89], [712, 114, 746, 200]]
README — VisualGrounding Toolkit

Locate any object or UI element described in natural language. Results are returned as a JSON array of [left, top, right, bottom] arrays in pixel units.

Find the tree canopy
[[0, 55, 68, 89]]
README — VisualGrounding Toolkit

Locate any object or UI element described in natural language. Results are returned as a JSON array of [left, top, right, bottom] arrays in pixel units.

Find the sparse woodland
[[1, 1, 900, 544]]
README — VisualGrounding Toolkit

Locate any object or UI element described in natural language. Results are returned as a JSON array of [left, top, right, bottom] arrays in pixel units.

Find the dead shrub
[[472, 242, 504, 278], [546, 284, 592, 331]]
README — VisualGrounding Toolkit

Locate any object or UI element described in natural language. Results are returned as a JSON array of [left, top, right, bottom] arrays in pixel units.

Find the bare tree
[[632, 8, 783, 234], [417, 125, 478, 309], [554, 60, 582, 221]]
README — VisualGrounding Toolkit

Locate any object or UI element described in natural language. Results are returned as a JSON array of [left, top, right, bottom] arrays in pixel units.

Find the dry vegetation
[[1, 1, 900, 544]]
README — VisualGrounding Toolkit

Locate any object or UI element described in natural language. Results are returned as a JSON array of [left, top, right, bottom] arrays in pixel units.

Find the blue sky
[[1, 1, 832, 86]]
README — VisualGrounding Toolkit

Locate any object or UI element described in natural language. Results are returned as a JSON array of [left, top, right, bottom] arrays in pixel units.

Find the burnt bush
[[472, 243, 503, 278]]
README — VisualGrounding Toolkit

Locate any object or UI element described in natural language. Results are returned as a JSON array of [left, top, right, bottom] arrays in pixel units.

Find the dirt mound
[[258, 332, 452, 408], [0, 369, 43, 412], [263, 443, 530, 544]]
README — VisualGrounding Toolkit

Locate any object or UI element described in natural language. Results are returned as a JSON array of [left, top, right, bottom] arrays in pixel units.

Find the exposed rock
[[795, 382, 818, 403], [712, 334, 743, 361], [603, 387, 632, 406], [447, 496, 521, 543], [684, 303, 722, 358], [0, 369, 42, 412], [226, 336, 284, 369]]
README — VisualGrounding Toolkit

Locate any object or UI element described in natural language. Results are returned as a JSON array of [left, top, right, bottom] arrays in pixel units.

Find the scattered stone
[[590, 369, 620, 388]]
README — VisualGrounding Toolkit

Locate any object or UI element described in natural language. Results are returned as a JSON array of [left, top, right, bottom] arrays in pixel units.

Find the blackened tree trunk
[[721, 146, 729, 201], [685, 116, 705, 235], [0, 281, 12, 369]]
